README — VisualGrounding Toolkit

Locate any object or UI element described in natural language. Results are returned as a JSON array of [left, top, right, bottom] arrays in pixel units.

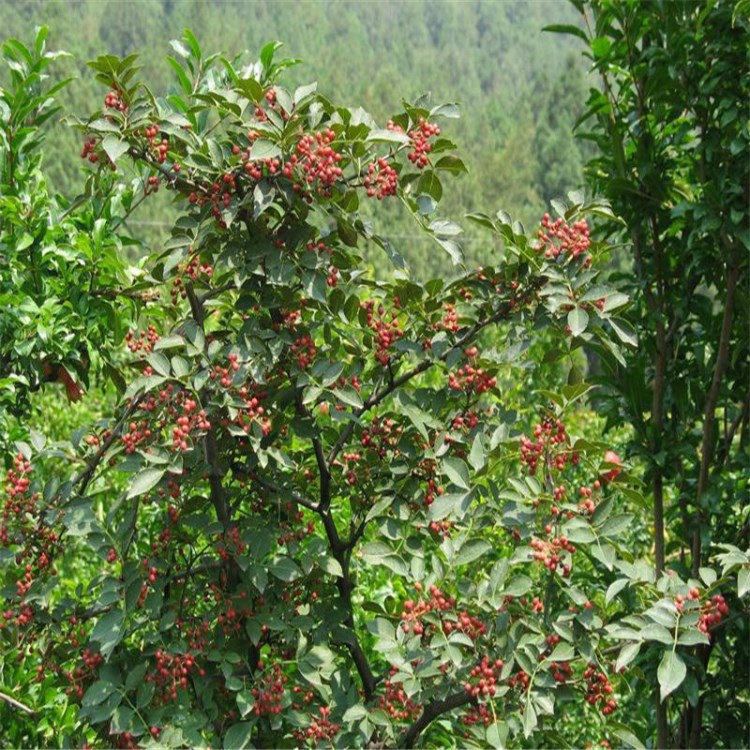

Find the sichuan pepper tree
[[2, 30, 749, 750]]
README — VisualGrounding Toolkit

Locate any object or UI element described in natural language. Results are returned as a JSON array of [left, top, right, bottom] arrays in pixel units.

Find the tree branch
[[401, 691, 475, 748]]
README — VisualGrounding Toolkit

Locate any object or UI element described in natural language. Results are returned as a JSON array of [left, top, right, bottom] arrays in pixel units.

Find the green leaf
[[455, 539, 492, 566], [224, 722, 254, 750], [657, 650, 686, 701], [568, 307, 589, 337], [90, 609, 125, 660], [101, 135, 129, 164], [468, 433, 486, 471], [548, 642, 575, 661], [127, 467, 165, 499], [543, 23, 589, 43], [442, 457, 470, 490], [269, 556, 301, 582], [82, 679, 117, 707], [611, 725, 646, 750], [366, 128, 410, 145], [616, 641, 641, 672], [250, 139, 281, 160], [738, 568, 750, 598], [610, 317, 638, 346]]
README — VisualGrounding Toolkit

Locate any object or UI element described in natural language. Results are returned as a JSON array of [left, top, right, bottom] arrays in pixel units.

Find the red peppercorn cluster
[[435, 303, 460, 333], [222, 383, 272, 438], [125, 325, 160, 354], [171, 396, 211, 452], [361, 416, 403, 459], [145, 649, 203, 703], [583, 663, 617, 715], [507, 669, 530, 691], [293, 706, 341, 744], [535, 214, 591, 261], [291, 334, 317, 369], [520, 418, 577, 475], [364, 158, 399, 199], [428, 519, 454, 538], [406, 118, 441, 168], [277, 506, 315, 546], [577, 481, 602, 514], [551, 660, 573, 684], [448, 362, 497, 395], [361, 300, 404, 366], [675, 588, 730, 638], [530, 535, 575, 575], [142, 123, 169, 164], [452, 411, 479, 431], [400, 584, 486, 641], [171, 254, 213, 304], [282, 129, 342, 195], [463, 656, 503, 698], [64, 648, 103, 700], [251, 662, 288, 716], [377, 667, 421, 721], [122, 420, 152, 454], [462, 702, 492, 728], [104, 89, 127, 112]]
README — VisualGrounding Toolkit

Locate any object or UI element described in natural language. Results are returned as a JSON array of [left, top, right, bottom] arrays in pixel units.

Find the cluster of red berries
[[251, 662, 287, 716], [104, 89, 127, 112], [520, 418, 577, 475], [361, 416, 403, 459], [463, 656, 503, 698], [507, 669, 530, 691], [577, 482, 602, 514], [146, 649, 204, 703], [64, 648, 103, 700], [448, 352, 497, 395], [451, 411, 480, 431], [364, 157, 399, 199], [675, 588, 730, 638], [171, 398, 211, 452], [551, 660, 573, 684], [282, 129, 342, 195], [291, 334, 317, 369], [407, 118, 441, 168], [401, 584, 486, 642], [535, 214, 591, 261], [170, 254, 213, 303], [277, 507, 315, 546], [583, 663, 617, 715], [530, 534, 576, 575], [293, 706, 341, 744], [377, 667, 421, 721], [462, 702, 493, 728], [125, 325, 160, 354], [362, 300, 404, 366], [428, 519, 454, 538], [143, 123, 169, 164], [211, 353, 241, 388], [225, 383, 272, 438], [122, 419, 152, 454], [435, 303, 460, 333]]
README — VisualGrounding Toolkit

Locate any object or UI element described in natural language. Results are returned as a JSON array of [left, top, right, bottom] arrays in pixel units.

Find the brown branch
[[692, 254, 741, 577], [401, 691, 475, 748]]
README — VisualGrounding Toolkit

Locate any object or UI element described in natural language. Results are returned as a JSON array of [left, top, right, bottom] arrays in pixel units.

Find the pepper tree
[[2, 29, 748, 750]]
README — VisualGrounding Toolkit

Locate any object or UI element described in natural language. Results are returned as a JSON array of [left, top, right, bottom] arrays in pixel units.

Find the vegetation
[[0, 2, 747, 749]]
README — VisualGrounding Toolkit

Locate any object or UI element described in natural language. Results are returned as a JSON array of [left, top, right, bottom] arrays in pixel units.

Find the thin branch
[[401, 691, 475, 748], [0, 690, 35, 716]]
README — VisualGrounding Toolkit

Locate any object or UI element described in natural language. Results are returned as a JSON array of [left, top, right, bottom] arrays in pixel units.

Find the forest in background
[[0, 0, 592, 277]]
